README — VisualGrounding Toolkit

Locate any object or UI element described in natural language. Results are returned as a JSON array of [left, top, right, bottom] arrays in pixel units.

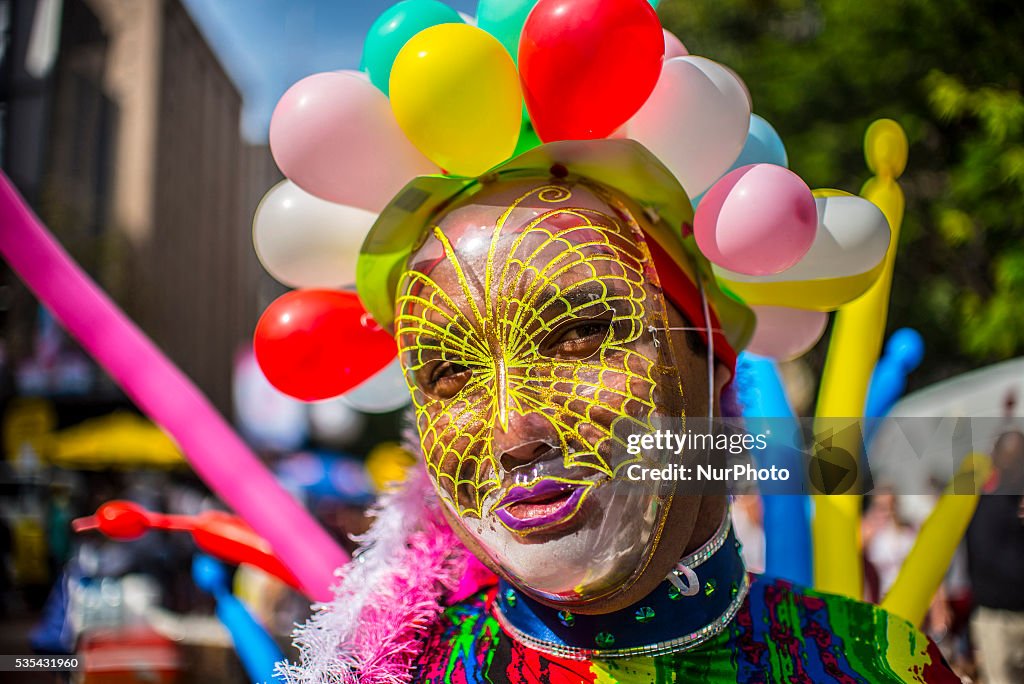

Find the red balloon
[[190, 510, 303, 593], [518, 0, 664, 142], [254, 289, 397, 401]]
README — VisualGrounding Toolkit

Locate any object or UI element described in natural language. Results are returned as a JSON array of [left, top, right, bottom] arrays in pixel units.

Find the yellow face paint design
[[396, 180, 684, 529]]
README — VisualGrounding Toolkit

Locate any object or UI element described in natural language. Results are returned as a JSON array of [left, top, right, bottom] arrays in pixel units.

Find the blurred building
[[0, 0, 280, 416]]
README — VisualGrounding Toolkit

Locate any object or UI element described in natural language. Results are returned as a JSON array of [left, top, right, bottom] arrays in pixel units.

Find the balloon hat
[[357, 138, 755, 373], [252, 0, 893, 403]]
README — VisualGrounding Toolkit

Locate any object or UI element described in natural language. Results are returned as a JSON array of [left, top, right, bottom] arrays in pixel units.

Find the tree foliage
[[659, 0, 1024, 383]]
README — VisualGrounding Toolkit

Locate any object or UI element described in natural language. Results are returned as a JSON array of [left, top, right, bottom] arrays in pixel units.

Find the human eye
[[417, 358, 473, 399], [540, 316, 612, 359]]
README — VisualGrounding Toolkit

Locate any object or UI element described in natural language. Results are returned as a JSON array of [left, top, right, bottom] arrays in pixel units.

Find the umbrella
[[867, 357, 1024, 512], [52, 412, 184, 469]]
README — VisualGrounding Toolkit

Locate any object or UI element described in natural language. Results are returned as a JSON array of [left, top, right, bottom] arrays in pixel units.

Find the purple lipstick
[[494, 479, 588, 532]]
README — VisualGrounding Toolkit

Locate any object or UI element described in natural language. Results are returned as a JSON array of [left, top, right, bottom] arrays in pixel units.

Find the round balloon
[[340, 358, 412, 413], [390, 23, 522, 176], [695, 164, 817, 276], [513, 121, 542, 156], [253, 181, 377, 288], [721, 63, 752, 109], [663, 28, 688, 58], [747, 305, 829, 361], [362, 0, 464, 95], [308, 396, 366, 447], [269, 71, 437, 212], [477, 0, 539, 63], [254, 290, 397, 401], [233, 348, 308, 451], [626, 56, 750, 197], [519, 0, 664, 142], [734, 114, 788, 169], [691, 114, 788, 208]]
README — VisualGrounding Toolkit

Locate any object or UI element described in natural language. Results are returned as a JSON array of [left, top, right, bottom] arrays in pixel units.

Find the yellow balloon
[[812, 121, 908, 599], [881, 453, 990, 625], [811, 188, 854, 198], [366, 441, 416, 492], [864, 119, 908, 180], [390, 24, 522, 177], [716, 265, 884, 312]]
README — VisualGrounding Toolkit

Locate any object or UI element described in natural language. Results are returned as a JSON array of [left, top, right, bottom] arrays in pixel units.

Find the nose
[[493, 410, 558, 473]]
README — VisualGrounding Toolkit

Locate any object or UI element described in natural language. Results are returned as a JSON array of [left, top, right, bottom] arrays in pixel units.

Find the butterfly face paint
[[395, 178, 690, 604]]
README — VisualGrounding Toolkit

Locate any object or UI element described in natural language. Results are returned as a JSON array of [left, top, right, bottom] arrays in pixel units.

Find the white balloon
[[719, 64, 752, 110], [626, 56, 750, 198], [308, 395, 365, 446], [339, 358, 411, 413], [457, 11, 477, 26], [253, 180, 377, 288], [233, 349, 308, 451], [716, 194, 890, 283]]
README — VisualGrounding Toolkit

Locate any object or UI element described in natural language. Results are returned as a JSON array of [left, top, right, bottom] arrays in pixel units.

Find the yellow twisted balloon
[[813, 119, 907, 598], [882, 453, 991, 624]]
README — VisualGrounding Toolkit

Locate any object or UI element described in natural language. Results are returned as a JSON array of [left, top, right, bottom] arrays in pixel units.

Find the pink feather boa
[[275, 464, 491, 684]]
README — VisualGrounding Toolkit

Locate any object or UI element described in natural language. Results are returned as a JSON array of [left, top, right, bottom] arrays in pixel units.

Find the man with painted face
[[296, 140, 960, 683], [394, 175, 725, 612]]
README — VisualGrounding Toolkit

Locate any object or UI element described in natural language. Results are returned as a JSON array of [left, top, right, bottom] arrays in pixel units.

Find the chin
[[456, 483, 662, 603]]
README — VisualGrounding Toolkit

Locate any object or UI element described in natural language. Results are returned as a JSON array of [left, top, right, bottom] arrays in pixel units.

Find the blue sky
[[181, 0, 477, 142]]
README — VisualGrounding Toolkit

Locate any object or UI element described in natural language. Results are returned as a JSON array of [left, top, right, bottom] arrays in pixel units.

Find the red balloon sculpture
[[518, 0, 664, 142], [254, 289, 397, 401], [73, 500, 306, 595]]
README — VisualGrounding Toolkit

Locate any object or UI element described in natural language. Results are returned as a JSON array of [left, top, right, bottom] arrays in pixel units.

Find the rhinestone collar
[[492, 514, 748, 660]]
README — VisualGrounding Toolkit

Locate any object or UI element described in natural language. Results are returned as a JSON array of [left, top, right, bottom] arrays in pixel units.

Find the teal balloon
[[362, 0, 464, 95], [477, 0, 539, 64], [692, 114, 788, 207], [733, 114, 789, 169], [649, 0, 660, 7]]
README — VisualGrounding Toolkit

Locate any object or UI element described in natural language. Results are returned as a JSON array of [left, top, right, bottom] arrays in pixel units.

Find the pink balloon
[[270, 71, 437, 213], [0, 174, 348, 601], [748, 305, 828, 361], [695, 164, 817, 275], [663, 29, 688, 58]]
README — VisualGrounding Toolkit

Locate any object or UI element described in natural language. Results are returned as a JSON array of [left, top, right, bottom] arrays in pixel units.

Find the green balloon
[[362, 0, 464, 95], [513, 121, 541, 157], [476, 0, 538, 64]]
